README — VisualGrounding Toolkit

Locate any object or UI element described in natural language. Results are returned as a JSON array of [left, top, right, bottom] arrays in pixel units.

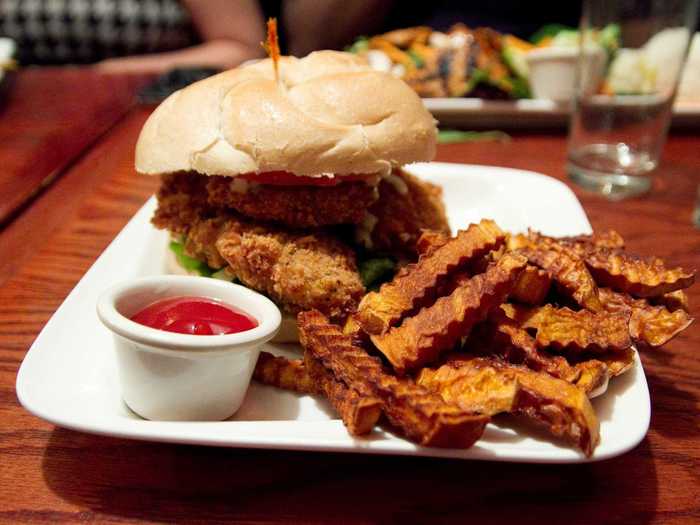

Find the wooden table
[[0, 68, 151, 228], [1, 95, 699, 523]]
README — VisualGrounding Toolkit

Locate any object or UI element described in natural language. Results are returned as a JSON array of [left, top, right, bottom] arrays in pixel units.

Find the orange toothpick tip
[[262, 17, 281, 82]]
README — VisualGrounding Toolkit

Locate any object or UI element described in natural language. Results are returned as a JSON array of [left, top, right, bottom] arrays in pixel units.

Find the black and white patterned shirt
[[0, 0, 199, 65]]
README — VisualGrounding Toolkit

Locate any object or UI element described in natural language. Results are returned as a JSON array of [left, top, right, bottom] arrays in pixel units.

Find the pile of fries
[[254, 220, 694, 456]]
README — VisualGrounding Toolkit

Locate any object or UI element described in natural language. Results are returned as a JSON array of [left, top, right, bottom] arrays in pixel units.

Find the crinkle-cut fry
[[599, 288, 693, 347], [298, 310, 488, 448], [417, 358, 519, 415], [343, 314, 370, 348], [417, 357, 600, 456], [509, 229, 624, 254], [303, 350, 382, 436], [484, 310, 579, 382], [573, 359, 610, 397], [558, 230, 625, 250], [598, 348, 637, 377], [357, 219, 506, 336], [253, 352, 381, 435], [504, 304, 632, 354], [372, 253, 527, 374], [511, 265, 551, 305], [506, 232, 532, 251], [253, 351, 320, 395], [650, 290, 690, 312], [584, 248, 696, 298], [557, 232, 692, 310], [416, 229, 449, 256], [518, 246, 603, 312], [483, 310, 609, 395]]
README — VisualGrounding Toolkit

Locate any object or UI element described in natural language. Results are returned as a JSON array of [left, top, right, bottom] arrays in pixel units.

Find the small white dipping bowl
[[97, 275, 281, 421], [525, 46, 606, 102]]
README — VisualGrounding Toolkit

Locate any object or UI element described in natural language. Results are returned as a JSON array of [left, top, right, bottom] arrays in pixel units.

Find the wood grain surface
[[0, 68, 151, 227], [0, 104, 698, 524]]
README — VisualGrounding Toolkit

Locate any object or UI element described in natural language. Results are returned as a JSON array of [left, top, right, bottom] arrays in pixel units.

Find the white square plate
[[16, 163, 650, 463]]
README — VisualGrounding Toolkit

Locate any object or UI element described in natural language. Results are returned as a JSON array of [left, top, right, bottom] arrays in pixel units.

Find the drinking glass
[[567, 0, 699, 199]]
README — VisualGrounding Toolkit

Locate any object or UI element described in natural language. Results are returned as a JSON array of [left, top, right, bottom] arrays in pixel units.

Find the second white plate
[[424, 97, 700, 128]]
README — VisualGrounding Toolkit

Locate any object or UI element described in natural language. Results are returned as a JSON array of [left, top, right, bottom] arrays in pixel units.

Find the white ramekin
[[525, 46, 606, 102], [97, 275, 281, 421]]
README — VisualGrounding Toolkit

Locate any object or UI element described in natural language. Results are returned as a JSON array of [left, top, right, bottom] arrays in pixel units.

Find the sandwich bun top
[[135, 51, 437, 178]]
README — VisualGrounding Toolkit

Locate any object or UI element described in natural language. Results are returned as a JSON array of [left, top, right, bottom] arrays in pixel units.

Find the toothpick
[[262, 17, 281, 84]]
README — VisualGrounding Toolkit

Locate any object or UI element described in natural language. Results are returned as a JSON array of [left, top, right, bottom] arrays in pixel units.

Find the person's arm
[[97, 0, 266, 74]]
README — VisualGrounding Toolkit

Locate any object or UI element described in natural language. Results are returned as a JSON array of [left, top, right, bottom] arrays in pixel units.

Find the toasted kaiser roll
[[135, 51, 437, 179]]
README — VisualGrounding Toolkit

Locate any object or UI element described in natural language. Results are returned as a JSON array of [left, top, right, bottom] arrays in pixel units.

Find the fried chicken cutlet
[[215, 224, 364, 318], [153, 173, 364, 319], [360, 168, 450, 259], [206, 175, 380, 228]]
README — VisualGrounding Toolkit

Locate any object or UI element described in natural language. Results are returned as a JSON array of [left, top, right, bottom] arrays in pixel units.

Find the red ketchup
[[130, 296, 257, 335]]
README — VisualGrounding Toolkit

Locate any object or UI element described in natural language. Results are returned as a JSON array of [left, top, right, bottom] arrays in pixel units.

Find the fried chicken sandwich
[[136, 50, 449, 340]]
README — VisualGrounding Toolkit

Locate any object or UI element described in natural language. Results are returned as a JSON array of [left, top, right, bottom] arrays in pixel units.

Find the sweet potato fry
[[573, 359, 610, 396], [417, 356, 600, 456], [598, 288, 693, 347], [503, 303, 631, 354], [381, 26, 432, 47], [416, 229, 449, 256], [584, 248, 695, 298], [518, 246, 602, 312], [480, 310, 578, 381], [506, 232, 532, 251], [303, 351, 382, 436], [510, 265, 551, 305], [253, 351, 320, 395], [254, 352, 381, 435], [519, 230, 695, 298], [510, 228, 624, 255], [298, 310, 489, 448], [481, 310, 609, 395], [357, 219, 506, 336], [418, 358, 519, 415], [342, 314, 370, 347], [558, 230, 625, 250], [598, 348, 637, 377], [371, 253, 526, 374], [650, 290, 690, 312]]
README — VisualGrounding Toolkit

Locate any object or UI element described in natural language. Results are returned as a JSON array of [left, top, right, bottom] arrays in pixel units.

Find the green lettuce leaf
[[509, 76, 531, 99], [169, 241, 215, 277], [530, 24, 576, 44], [359, 257, 396, 290], [346, 37, 369, 54], [438, 129, 510, 144], [211, 268, 237, 282]]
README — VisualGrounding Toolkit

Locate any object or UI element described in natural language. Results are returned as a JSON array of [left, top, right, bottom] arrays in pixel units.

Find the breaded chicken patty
[[216, 225, 364, 318], [152, 175, 365, 319], [363, 169, 450, 259], [152, 172, 212, 235], [152, 170, 451, 318], [206, 175, 379, 228]]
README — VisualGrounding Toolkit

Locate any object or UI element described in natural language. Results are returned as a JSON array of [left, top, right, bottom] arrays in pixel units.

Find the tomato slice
[[239, 171, 373, 187]]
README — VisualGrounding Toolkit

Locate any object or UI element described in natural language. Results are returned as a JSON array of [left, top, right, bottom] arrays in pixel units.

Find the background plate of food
[[349, 25, 700, 128]]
